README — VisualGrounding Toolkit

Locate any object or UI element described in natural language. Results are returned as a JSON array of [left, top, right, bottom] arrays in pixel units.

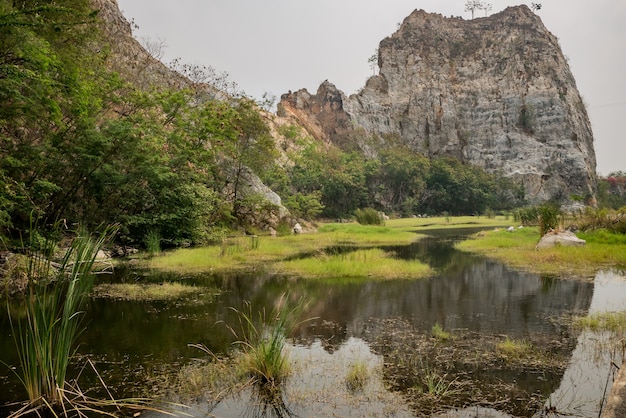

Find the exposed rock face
[[91, 0, 190, 90], [279, 6, 597, 204], [91, 0, 291, 221]]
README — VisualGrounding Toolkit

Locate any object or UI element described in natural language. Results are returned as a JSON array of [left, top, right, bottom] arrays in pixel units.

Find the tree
[[375, 146, 429, 214], [368, 49, 378, 75], [465, 0, 486, 19]]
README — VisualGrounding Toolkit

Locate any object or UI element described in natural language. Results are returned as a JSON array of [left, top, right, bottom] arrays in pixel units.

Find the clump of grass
[[431, 323, 452, 341], [91, 282, 207, 301], [277, 248, 432, 280], [144, 229, 161, 256], [355, 208, 384, 225], [7, 226, 118, 413], [167, 350, 243, 402], [576, 311, 626, 333], [225, 294, 309, 388], [496, 337, 533, 358], [345, 361, 369, 392], [415, 367, 461, 399]]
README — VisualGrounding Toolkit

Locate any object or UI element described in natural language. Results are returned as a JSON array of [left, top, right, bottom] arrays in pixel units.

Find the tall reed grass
[[7, 227, 116, 414], [226, 294, 308, 387]]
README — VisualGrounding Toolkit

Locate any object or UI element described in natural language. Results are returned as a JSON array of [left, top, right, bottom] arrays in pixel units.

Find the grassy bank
[[142, 217, 510, 279], [276, 248, 433, 280], [456, 226, 626, 276]]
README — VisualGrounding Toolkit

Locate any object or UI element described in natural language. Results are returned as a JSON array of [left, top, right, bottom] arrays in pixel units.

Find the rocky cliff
[[279, 6, 597, 205]]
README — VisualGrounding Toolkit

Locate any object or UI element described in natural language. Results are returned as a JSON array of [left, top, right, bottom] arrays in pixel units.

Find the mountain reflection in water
[[2, 227, 616, 417]]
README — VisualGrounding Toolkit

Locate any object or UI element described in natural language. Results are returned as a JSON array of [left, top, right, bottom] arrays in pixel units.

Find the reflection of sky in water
[[165, 337, 415, 418], [546, 270, 626, 417]]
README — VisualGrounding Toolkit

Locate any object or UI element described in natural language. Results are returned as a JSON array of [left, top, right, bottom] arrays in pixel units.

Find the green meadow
[[456, 226, 626, 276], [144, 217, 512, 279]]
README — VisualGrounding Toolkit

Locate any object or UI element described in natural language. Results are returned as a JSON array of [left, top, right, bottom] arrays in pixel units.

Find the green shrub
[[355, 208, 384, 225], [538, 204, 561, 236]]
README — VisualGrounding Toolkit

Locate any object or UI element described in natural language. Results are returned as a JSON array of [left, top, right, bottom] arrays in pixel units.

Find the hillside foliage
[[0, 0, 602, 250]]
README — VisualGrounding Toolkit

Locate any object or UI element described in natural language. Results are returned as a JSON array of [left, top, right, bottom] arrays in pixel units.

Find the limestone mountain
[[279, 6, 597, 205]]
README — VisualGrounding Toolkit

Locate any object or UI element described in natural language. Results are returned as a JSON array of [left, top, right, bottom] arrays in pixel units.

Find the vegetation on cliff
[[0, 0, 276, 248], [0, 0, 621, 254]]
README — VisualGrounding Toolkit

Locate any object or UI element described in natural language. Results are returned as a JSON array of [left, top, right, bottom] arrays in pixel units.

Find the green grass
[[576, 311, 626, 333], [456, 226, 626, 276], [144, 217, 512, 279], [345, 361, 369, 392], [276, 248, 432, 280], [7, 227, 116, 412], [431, 323, 453, 341], [496, 337, 533, 358], [224, 294, 309, 388], [91, 282, 209, 301]]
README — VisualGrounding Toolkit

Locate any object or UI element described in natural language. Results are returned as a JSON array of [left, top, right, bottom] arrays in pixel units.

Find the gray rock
[[535, 230, 586, 250], [279, 6, 597, 205]]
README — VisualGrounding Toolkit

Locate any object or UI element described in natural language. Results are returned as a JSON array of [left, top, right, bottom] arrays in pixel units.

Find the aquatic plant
[[496, 337, 533, 358], [226, 294, 309, 388], [6, 227, 118, 414], [91, 281, 211, 302], [576, 311, 626, 333], [345, 361, 369, 392], [420, 371, 459, 398], [431, 323, 452, 341]]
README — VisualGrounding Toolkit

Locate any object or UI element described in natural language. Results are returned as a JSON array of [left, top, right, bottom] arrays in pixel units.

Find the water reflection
[[544, 270, 626, 417], [0, 228, 610, 417]]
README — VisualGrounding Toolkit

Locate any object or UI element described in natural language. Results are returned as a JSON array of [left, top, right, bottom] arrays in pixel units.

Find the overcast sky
[[116, 0, 626, 175]]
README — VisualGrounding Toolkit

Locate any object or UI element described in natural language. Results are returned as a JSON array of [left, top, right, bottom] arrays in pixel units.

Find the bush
[[538, 205, 562, 236], [355, 208, 384, 225]]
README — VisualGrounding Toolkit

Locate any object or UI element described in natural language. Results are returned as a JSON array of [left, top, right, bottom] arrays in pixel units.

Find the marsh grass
[[496, 337, 533, 359], [6, 227, 122, 415], [456, 227, 626, 276], [417, 369, 461, 399], [576, 311, 626, 333], [91, 281, 208, 301], [431, 323, 453, 341], [276, 248, 432, 280], [221, 294, 310, 389], [145, 217, 511, 276], [144, 229, 161, 256], [355, 208, 384, 225], [345, 361, 369, 392], [168, 348, 244, 403]]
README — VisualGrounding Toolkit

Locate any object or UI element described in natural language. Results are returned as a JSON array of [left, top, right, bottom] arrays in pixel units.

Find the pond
[[1, 227, 624, 417]]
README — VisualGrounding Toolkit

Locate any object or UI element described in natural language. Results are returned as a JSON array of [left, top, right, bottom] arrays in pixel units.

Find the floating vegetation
[[91, 282, 211, 301], [365, 317, 571, 416]]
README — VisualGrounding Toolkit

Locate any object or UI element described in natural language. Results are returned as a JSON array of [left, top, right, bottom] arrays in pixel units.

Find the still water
[[1, 228, 624, 417]]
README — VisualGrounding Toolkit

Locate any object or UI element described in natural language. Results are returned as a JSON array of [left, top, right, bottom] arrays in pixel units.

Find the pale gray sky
[[115, 0, 626, 175]]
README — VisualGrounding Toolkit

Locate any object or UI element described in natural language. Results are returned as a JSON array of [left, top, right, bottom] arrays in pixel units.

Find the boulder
[[535, 230, 586, 250]]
